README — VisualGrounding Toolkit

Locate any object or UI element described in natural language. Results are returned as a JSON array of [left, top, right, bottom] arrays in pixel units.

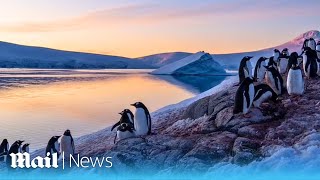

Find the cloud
[[0, 0, 319, 33]]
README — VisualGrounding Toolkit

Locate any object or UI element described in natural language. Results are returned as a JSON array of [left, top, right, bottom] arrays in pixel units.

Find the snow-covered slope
[[151, 52, 226, 75], [213, 30, 320, 70], [137, 52, 192, 68], [0, 41, 151, 69]]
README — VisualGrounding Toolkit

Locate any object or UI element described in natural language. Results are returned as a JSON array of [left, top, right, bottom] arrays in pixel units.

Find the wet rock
[[215, 107, 234, 128], [232, 137, 261, 165]]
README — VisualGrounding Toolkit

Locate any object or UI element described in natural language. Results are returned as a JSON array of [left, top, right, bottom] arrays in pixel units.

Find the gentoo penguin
[[278, 48, 290, 74], [302, 47, 318, 78], [253, 84, 278, 108], [131, 102, 151, 136], [0, 139, 9, 162], [264, 65, 285, 95], [46, 136, 60, 164], [287, 63, 304, 95], [267, 56, 277, 68], [308, 38, 316, 50], [316, 41, 320, 58], [21, 143, 30, 153], [273, 49, 281, 63], [238, 56, 253, 83], [302, 39, 310, 50], [287, 52, 300, 72], [253, 57, 268, 82], [60, 130, 75, 159], [233, 77, 255, 116], [114, 123, 135, 144], [111, 109, 134, 131], [6, 140, 24, 167]]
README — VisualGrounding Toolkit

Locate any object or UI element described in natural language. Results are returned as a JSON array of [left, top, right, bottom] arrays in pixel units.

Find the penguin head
[[258, 57, 268, 61], [63, 129, 72, 136], [244, 56, 253, 61], [281, 48, 289, 56], [15, 140, 24, 146], [118, 123, 132, 132], [119, 109, 131, 115], [23, 143, 30, 148], [130, 102, 145, 108], [1, 139, 8, 144]]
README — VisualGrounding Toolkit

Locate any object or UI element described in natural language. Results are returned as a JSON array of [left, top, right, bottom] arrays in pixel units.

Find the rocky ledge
[[30, 77, 320, 175]]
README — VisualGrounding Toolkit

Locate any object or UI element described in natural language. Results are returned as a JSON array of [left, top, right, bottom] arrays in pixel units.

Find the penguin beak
[[130, 104, 135, 107], [248, 56, 253, 59]]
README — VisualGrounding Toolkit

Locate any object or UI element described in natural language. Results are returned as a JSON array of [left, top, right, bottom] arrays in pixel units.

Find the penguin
[[273, 49, 281, 63], [253, 57, 268, 82], [308, 38, 316, 50], [238, 56, 253, 83], [45, 136, 60, 164], [6, 140, 24, 167], [287, 63, 304, 96], [278, 48, 290, 74], [111, 109, 134, 132], [317, 41, 320, 75], [131, 102, 151, 136], [253, 84, 278, 108], [60, 129, 75, 159], [233, 77, 255, 116], [267, 56, 277, 68], [264, 65, 285, 95], [21, 143, 30, 153], [114, 123, 135, 144], [287, 52, 299, 72], [302, 47, 318, 78], [0, 139, 9, 162], [302, 39, 310, 50]]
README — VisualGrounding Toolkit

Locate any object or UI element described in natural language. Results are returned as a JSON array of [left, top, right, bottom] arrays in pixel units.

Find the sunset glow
[[0, 0, 319, 57]]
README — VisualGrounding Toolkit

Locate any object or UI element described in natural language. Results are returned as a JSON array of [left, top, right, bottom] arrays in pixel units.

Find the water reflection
[[0, 69, 228, 151]]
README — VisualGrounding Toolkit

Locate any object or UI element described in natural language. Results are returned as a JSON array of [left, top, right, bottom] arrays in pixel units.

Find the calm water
[[0, 69, 227, 151]]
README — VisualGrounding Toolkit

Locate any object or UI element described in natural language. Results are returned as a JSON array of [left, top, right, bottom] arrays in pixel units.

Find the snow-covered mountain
[[151, 51, 226, 75], [137, 52, 192, 68], [139, 30, 320, 70], [0, 41, 151, 69]]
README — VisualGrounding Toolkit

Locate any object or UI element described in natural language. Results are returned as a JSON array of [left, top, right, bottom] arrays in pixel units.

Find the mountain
[[0, 41, 151, 69], [136, 52, 192, 68], [151, 51, 226, 75], [139, 30, 320, 70]]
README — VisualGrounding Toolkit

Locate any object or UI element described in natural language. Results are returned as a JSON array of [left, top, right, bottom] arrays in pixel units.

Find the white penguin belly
[[117, 130, 135, 140], [257, 67, 266, 82], [244, 67, 249, 78], [302, 54, 309, 77], [253, 91, 272, 108], [60, 136, 73, 158], [278, 58, 288, 74], [134, 108, 149, 136], [287, 69, 304, 95]]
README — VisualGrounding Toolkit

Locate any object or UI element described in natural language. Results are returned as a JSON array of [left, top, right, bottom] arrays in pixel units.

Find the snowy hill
[[140, 30, 320, 70], [0, 41, 151, 69], [137, 52, 192, 68], [151, 51, 226, 75], [213, 30, 320, 70]]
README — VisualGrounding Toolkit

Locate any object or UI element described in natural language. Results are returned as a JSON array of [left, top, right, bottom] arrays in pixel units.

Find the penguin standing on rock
[[254, 57, 268, 82], [253, 84, 278, 108], [233, 77, 255, 117], [131, 102, 151, 136], [278, 48, 290, 74], [111, 109, 134, 131], [114, 123, 135, 144], [60, 130, 75, 159], [6, 140, 24, 167], [302, 47, 318, 78], [0, 139, 9, 162], [46, 136, 60, 164], [238, 56, 253, 83], [21, 143, 30, 153], [317, 41, 320, 76], [265, 65, 285, 95], [287, 63, 304, 96]]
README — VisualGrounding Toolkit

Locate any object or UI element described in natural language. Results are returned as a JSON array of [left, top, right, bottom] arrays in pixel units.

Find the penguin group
[[111, 102, 151, 143], [234, 38, 320, 116], [0, 129, 75, 167]]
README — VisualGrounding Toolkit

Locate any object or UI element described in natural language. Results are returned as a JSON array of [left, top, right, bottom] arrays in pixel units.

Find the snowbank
[[151, 52, 226, 75]]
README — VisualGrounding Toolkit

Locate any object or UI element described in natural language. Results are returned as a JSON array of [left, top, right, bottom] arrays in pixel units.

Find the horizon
[[0, 0, 319, 58]]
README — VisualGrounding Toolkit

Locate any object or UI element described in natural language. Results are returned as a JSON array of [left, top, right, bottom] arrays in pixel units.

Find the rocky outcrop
[[28, 77, 320, 175]]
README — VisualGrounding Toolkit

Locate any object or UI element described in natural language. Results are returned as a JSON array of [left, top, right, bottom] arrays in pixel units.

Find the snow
[[151, 51, 226, 75], [204, 131, 320, 180]]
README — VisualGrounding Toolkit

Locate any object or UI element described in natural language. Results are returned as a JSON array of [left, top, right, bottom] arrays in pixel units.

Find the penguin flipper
[[147, 114, 152, 135], [244, 88, 251, 109], [111, 121, 121, 131], [114, 133, 117, 144]]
